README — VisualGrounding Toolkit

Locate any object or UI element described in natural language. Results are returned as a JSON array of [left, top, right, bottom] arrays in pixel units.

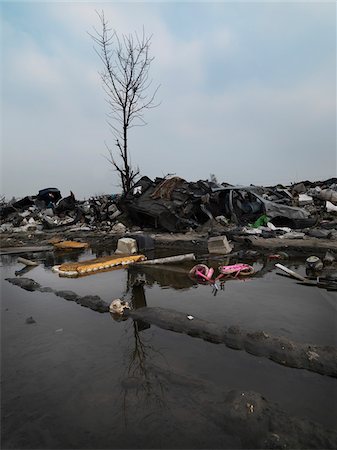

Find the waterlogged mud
[[5, 277, 109, 312], [129, 307, 337, 377]]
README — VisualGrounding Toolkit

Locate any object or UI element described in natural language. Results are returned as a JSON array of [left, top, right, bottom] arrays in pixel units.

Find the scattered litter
[[17, 257, 38, 266], [266, 222, 291, 232], [189, 264, 214, 282], [0, 246, 53, 256], [215, 215, 229, 226], [246, 403, 254, 413], [115, 237, 138, 255], [110, 222, 127, 234], [53, 254, 146, 277], [109, 299, 130, 315], [187, 315, 194, 320], [268, 254, 282, 260], [323, 251, 335, 265], [208, 235, 233, 254], [69, 226, 92, 232], [280, 232, 305, 239], [137, 254, 195, 265], [308, 187, 337, 205], [298, 193, 313, 206], [212, 282, 220, 295], [305, 256, 323, 272], [217, 264, 254, 279], [242, 227, 263, 235], [326, 201, 337, 212], [275, 263, 307, 282], [307, 350, 320, 361], [251, 214, 269, 228]]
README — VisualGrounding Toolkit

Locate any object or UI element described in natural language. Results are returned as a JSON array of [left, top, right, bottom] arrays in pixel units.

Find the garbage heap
[[118, 176, 337, 236], [1, 177, 337, 238], [0, 188, 124, 234]]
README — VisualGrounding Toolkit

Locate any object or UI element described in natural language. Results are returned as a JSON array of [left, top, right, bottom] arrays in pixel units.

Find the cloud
[[1, 1, 335, 199]]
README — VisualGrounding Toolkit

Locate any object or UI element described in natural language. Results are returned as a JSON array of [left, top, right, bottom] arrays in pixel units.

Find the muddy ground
[[2, 228, 337, 255]]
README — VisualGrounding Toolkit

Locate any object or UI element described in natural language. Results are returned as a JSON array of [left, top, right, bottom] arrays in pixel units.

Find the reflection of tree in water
[[119, 271, 171, 427], [128, 264, 195, 290]]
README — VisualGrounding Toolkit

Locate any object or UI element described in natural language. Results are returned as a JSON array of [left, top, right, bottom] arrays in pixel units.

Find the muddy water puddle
[[1, 248, 337, 448]]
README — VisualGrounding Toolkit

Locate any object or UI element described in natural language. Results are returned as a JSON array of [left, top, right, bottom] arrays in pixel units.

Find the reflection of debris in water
[[15, 265, 36, 277], [110, 312, 129, 322]]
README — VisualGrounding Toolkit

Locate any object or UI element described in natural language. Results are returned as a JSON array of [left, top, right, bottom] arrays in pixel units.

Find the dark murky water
[[1, 247, 337, 449]]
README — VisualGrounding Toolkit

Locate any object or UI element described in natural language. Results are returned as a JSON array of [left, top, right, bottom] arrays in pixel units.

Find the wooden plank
[[0, 246, 53, 255], [275, 263, 307, 282]]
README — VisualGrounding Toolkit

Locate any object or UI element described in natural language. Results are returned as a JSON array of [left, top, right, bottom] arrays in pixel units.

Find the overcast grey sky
[[1, 1, 336, 199]]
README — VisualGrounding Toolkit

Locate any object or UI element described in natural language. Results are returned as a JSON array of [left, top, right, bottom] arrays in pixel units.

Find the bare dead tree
[[90, 11, 160, 194]]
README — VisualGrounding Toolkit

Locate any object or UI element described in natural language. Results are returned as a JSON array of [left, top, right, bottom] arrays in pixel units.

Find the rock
[[5, 277, 41, 291], [259, 432, 291, 449], [54, 290, 79, 301], [215, 215, 229, 226], [329, 230, 337, 240], [108, 204, 117, 213], [110, 209, 122, 220], [292, 182, 307, 194], [76, 295, 109, 313], [307, 229, 331, 239], [208, 235, 233, 254], [39, 287, 54, 292], [324, 251, 335, 265], [44, 208, 54, 217], [19, 211, 30, 218], [0, 223, 13, 233], [110, 222, 127, 235]]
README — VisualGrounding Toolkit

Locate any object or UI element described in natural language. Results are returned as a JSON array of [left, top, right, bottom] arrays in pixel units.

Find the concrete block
[[115, 237, 138, 255], [207, 235, 232, 254], [128, 234, 155, 251]]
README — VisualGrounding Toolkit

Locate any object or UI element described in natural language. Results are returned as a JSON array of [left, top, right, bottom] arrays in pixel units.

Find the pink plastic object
[[196, 267, 214, 281], [218, 263, 254, 278], [206, 267, 214, 280], [189, 264, 214, 282]]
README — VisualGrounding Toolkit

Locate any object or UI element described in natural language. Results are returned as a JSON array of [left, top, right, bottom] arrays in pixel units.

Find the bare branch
[[91, 10, 160, 194]]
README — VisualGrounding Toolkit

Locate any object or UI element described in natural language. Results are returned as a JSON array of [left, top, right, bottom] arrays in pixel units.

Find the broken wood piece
[[53, 254, 146, 277], [275, 263, 307, 282], [0, 246, 53, 255], [17, 257, 39, 266], [53, 241, 89, 250], [136, 253, 195, 265]]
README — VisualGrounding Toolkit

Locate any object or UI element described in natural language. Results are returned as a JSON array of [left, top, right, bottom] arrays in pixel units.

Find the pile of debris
[[0, 188, 124, 234], [118, 175, 337, 237], [1, 177, 337, 239]]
